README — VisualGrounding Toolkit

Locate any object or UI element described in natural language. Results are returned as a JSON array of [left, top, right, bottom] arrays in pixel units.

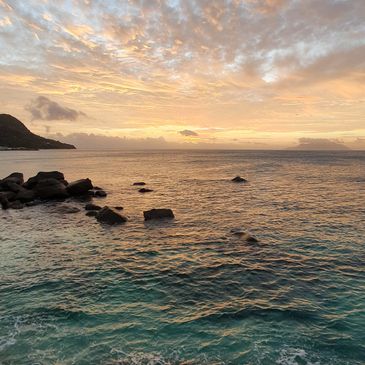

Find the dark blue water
[[1, 150, 364, 364]]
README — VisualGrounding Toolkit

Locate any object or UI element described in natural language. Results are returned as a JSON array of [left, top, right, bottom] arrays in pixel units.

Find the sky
[[0, 0, 364, 149]]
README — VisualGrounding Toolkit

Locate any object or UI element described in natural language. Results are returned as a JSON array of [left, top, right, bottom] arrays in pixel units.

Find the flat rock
[[86, 210, 98, 217], [232, 176, 247, 183], [96, 206, 127, 225], [94, 190, 107, 197], [139, 188, 153, 193], [143, 208, 174, 221], [67, 178, 93, 196], [85, 203, 102, 211]]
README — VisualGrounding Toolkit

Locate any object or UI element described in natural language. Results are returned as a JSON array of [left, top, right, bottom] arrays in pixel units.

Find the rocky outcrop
[[34, 178, 68, 200], [24, 171, 66, 189], [143, 208, 174, 221], [96, 206, 127, 225]]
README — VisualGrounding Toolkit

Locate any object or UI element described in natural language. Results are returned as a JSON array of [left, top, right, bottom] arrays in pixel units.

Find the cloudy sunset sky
[[0, 0, 364, 149]]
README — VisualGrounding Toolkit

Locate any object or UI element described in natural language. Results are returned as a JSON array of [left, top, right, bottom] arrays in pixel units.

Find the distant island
[[0, 114, 75, 150]]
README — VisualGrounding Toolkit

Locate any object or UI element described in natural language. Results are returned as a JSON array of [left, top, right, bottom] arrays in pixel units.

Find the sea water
[[0, 150, 364, 364]]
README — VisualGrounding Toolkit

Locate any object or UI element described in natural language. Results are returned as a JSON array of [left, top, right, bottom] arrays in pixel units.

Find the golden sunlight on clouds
[[0, 0, 364, 149]]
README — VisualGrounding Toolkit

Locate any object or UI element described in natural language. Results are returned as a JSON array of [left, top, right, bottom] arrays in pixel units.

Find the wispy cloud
[[179, 129, 199, 137]]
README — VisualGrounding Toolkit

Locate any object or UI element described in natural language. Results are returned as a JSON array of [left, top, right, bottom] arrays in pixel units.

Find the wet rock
[[0, 195, 9, 209], [114, 206, 124, 211], [96, 206, 127, 224], [16, 189, 35, 203], [133, 182, 146, 186], [34, 178, 68, 200], [24, 171, 65, 189], [2, 181, 25, 193], [9, 200, 24, 209], [232, 230, 258, 243], [86, 210, 98, 217], [0, 191, 16, 202], [85, 203, 102, 211], [66, 178, 93, 196], [94, 190, 107, 197], [232, 176, 247, 183], [139, 188, 153, 193], [143, 208, 174, 221], [1, 172, 24, 186]]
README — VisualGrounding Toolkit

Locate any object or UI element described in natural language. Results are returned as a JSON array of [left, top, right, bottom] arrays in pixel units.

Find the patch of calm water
[[1, 150, 364, 364]]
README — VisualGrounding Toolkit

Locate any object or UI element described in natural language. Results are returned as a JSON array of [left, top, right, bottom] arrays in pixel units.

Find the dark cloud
[[290, 138, 350, 151], [25, 96, 86, 121], [179, 129, 199, 137]]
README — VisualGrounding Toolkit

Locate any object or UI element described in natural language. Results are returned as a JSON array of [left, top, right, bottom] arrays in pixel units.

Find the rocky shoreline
[[0, 171, 175, 225], [1, 170, 257, 241]]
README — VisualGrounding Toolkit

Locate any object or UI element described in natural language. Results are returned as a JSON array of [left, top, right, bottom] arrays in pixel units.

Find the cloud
[[25, 96, 86, 121], [179, 129, 199, 137], [290, 138, 350, 151]]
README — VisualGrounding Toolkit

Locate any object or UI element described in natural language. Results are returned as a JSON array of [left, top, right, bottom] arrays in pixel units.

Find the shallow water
[[0, 150, 364, 364]]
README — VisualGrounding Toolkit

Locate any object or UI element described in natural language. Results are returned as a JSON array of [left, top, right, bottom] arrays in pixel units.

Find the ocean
[[0, 150, 364, 365]]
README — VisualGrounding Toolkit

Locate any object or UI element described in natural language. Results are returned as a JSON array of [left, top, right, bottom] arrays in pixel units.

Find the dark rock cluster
[[0, 171, 107, 210]]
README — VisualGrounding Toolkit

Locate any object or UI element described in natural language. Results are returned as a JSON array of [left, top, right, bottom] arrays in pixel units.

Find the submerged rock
[[232, 230, 258, 243], [96, 206, 127, 224], [94, 190, 107, 197], [232, 176, 247, 183], [54, 204, 81, 214], [85, 203, 102, 211], [133, 182, 146, 186], [67, 178, 93, 196], [114, 206, 124, 211], [143, 208, 174, 221], [139, 188, 153, 193]]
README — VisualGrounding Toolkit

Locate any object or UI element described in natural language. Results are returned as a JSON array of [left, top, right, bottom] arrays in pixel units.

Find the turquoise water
[[0, 150, 364, 364]]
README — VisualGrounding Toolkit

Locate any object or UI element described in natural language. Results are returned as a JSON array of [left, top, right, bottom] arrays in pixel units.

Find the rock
[[66, 178, 93, 196], [133, 182, 146, 186], [9, 200, 24, 209], [85, 203, 102, 211], [143, 208, 174, 221], [34, 178, 68, 200], [86, 210, 98, 217], [16, 189, 35, 202], [1, 172, 24, 186], [96, 206, 127, 225], [0, 195, 9, 209], [232, 230, 258, 243], [1, 181, 25, 193], [94, 190, 107, 197], [114, 206, 124, 211], [0, 191, 16, 202], [139, 188, 153, 193], [25, 200, 42, 207], [24, 171, 65, 189], [54, 204, 81, 214], [232, 176, 247, 183]]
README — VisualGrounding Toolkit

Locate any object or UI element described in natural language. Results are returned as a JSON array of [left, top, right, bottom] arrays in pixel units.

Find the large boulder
[[96, 206, 127, 225], [34, 178, 68, 200], [1, 180, 24, 193], [16, 189, 35, 202], [0, 191, 16, 201], [1, 172, 24, 186], [66, 178, 93, 196], [143, 208, 174, 221], [25, 171, 65, 189]]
